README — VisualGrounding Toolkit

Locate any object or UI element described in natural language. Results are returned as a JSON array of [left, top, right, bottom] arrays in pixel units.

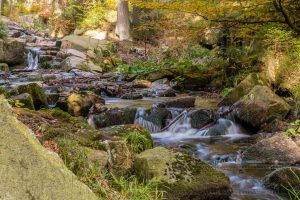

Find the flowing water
[[105, 97, 284, 200], [27, 47, 41, 70]]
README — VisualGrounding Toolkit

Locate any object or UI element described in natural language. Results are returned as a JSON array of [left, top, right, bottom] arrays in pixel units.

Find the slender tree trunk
[[116, 0, 132, 41], [0, 0, 5, 15], [9, 0, 13, 16]]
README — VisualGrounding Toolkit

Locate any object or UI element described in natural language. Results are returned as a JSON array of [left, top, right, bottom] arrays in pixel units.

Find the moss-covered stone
[[12, 93, 35, 110], [85, 147, 108, 171], [15, 108, 106, 150], [243, 134, 300, 164], [0, 38, 26, 65], [17, 83, 48, 109], [107, 141, 134, 175], [219, 73, 268, 106], [67, 92, 105, 117], [263, 167, 300, 197], [0, 63, 9, 72], [233, 85, 291, 129], [0, 96, 98, 200], [133, 147, 232, 200]]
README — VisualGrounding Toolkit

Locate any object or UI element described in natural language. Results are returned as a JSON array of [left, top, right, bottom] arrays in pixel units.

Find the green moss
[[0, 87, 10, 98], [17, 83, 48, 109], [133, 147, 231, 199]]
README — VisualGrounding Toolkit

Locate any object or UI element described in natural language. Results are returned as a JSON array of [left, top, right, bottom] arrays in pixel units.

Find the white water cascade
[[27, 47, 41, 70]]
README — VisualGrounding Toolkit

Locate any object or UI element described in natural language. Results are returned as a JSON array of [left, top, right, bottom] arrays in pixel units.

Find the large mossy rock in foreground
[[219, 73, 267, 106], [0, 96, 98, 200], [263, 167, 300, 196], [133, 147, 231, 200], [233, 85, 290, 129], [243, 134, 300, 164]]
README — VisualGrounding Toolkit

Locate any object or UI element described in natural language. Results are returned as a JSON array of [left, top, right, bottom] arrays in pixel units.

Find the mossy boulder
[[15, 108, 105, 150], [91, 107, 137, 128], [133, 147, 232, 200], [67, 92, 105, 117], [12, 93, 35, 110], [0, 96, 98, 200], [263, 167, 300, 196], [243, 134, 300, 164], [17, 83, 48, 109], [85, 147, 108, 171], [233, 85, 290, 129], [219, 73, 268, 106], [107, 141, 134, 175], [0, 38, 26, 65], [0, 63, 9, 72]]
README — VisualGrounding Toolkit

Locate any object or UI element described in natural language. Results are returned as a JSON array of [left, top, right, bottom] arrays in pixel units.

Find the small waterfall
[[134, 108, 161, 132], [27, 47, 41, 70], [168, 110, 192, 133]]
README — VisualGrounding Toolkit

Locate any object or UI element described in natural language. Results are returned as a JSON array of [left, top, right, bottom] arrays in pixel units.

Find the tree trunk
[[0, 0, 5, 15], [9, 0, 13, 16], [116, 0, 132, 41]]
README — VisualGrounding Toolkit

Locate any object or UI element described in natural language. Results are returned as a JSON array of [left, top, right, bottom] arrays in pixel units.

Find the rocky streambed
[[0, 16, 299, 200]]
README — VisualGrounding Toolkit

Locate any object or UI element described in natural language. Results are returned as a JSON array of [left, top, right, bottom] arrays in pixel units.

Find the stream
[[106, 97, 283, 200]]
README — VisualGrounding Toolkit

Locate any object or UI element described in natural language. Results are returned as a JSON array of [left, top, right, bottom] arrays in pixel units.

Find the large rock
[[67, 92, 105, 117], [233, 85, 290, 129], [135, 108, 171, 131], [243, 134, 300, 164], [156, 96, 196, 108], [264, 167, 300, 196], [91, 107, 137, 128], [132, 79, 152, 88], [17, 83, 48, 109], [62, 56, 86, 71], [0, 96, 98, 200], [62, 56, 102, 72], [61, 35, 111, 51], [147, 78, 176, 97], [205, 118, 233, 136], [220, 73, 267, 106], [57, 48, 87, 59], [189, 109, 215, 129], [133, 147, 231, 200], [0, 38, 26, 65]]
